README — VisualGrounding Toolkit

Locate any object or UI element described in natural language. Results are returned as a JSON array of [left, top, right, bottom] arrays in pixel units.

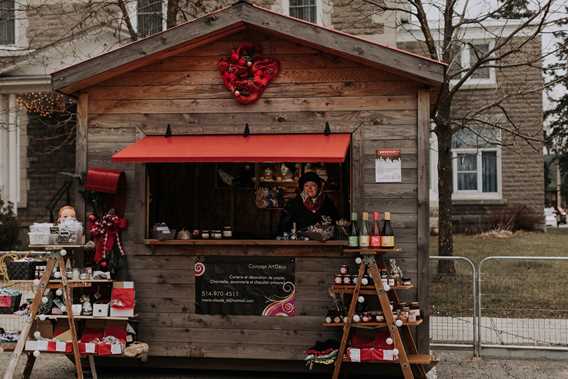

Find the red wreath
[[217, 43, 280, 105], [87, 211, 128, 265]]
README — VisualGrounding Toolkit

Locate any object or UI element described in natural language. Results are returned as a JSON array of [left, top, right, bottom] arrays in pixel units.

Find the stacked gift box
[[0, 288, 22, 314], [25, 319, 128, 356], [345, 331, 399, 362]]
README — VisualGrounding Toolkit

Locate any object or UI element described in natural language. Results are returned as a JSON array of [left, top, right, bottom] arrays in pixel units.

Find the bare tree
[[359, 0, 562, 272], [1, 1, 208, 148]]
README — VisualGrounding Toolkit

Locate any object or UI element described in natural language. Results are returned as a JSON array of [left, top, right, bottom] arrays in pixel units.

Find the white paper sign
[[375, 149, 402, 183]]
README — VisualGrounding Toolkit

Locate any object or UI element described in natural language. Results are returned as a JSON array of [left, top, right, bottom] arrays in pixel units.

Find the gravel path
[[2, 350, 568, 378]]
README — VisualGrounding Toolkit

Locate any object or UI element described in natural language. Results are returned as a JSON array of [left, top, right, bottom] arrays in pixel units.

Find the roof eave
[[52, 4, 247, 95], [52, 1, 445, 95]]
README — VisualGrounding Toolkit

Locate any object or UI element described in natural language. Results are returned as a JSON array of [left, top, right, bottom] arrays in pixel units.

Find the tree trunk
[[167, 0, 180, 29], [117, 0, 137, 42], [437, 122, 456, 274]]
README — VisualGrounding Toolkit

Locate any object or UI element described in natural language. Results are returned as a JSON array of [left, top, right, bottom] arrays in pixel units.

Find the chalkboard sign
[[195, 257, 296, 316]]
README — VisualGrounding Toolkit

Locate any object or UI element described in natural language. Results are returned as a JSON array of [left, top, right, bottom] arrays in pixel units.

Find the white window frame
[[282, 0, 323, 25], [452, 147, 502, 201], [127, 0, 167, 38], [452, 39, 496, 88]]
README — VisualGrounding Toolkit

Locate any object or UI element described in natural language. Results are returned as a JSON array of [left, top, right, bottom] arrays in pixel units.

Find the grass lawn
[[429, 228, 568, 318]]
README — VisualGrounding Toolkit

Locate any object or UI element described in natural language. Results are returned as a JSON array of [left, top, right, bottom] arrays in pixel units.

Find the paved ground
[[2, 350, 568, 378]]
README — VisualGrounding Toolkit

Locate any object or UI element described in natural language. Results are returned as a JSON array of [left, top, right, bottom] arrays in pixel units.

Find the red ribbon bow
[[87, 212, 128, 264], [217, 43, 280, 105]]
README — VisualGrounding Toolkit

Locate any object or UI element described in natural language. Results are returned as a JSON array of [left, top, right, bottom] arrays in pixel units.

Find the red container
[[84, 168, 125, 194]]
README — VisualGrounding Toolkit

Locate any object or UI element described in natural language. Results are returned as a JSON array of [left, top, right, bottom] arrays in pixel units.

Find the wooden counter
[[144, 239, 348, 246], [141, 239, 353, 257]]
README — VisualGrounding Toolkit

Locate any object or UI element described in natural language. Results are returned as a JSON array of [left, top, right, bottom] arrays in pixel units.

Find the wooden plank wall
[[85, 30, 422, 360]]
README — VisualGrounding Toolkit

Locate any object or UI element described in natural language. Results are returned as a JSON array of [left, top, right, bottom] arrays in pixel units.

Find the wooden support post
[[88, 355, 98, 379], [57, 255, 84, 379], [3, 258, 56, 379], [388, 289, 427, 378], [332, 262, 365, 379], [367, 257, 414, 379], [75, 93, 88, 224], [22, 351, 36, 379], [416, 89, 431, 354]]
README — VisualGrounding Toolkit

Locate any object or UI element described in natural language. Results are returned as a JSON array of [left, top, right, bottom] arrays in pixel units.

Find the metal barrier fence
[[429, 255, 568, 357], [429, 256, 477, 351], [478, 256, 568, 355]]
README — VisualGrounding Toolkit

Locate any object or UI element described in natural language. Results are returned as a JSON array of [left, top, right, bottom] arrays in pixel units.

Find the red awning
[[112, 134, 351, 163]]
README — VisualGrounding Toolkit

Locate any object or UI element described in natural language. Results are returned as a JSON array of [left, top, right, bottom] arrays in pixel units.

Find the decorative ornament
[[16, 92, 69, 117], [87, 210, 128, 264], [217, 43, 280, 105]]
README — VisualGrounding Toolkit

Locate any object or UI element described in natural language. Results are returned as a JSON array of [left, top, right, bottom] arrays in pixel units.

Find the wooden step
[[343, 354, 433, 365], [0, 342, 16, 352], [343, 248, 401, 254], [406, 354, 433, 365], [331, 284, 414, 294], [322, 319, 423, 328]]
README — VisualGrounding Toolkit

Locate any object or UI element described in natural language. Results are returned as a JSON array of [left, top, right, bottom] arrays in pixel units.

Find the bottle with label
[[370, 211, 381, 248], [381, 212, 395, 248], [348, 212, 359, 247], [359, 212, 370, 248]]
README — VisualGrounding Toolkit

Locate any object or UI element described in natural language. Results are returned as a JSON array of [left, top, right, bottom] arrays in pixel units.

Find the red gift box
[[110, 282, 135, 317], [96, 342, 123, 356], [81, 328, 104, 343], [0, 294, 21, 314], [351, 331, 392, 349], [52, 341, 73, 353], [347, 347, 397, 362], [25, 340, 72, 353], [104, 322, 127, 341], [347, 330, 397, 362], [79, 342, 97, 354]]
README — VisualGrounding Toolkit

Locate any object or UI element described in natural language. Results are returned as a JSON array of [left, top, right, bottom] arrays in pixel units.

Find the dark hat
[[299, 172, 323, 189]]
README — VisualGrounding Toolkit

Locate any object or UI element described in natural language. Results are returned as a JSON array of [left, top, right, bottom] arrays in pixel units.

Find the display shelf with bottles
[[323, 250, 433, 379]]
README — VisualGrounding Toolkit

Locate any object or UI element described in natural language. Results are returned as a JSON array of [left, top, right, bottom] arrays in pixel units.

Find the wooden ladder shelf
[[330, 250, 432, 379], [3, 248, 93, 379]]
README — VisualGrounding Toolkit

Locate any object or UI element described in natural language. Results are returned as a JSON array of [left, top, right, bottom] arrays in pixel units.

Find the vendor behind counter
[[278, 172, 338, 234]]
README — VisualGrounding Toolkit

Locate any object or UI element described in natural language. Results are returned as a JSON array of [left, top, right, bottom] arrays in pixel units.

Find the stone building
[[0, 0, 543, 233], [398, 22, 545, 232]]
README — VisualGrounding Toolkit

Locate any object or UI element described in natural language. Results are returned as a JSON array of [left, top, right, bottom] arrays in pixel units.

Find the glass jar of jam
[[401, 306, 410, 322], [380, 271, 388, 287], [223, 226, 232, 238], [201, 230, 210, 239], [410, 302, 421, 321]]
